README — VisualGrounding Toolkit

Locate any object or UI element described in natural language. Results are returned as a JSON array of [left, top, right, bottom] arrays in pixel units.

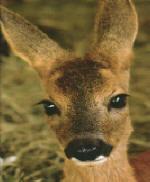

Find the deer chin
[[71, 155, 108, 166]]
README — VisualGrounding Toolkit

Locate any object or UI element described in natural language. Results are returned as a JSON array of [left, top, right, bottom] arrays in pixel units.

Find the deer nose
[[64, 138, 113, 161]]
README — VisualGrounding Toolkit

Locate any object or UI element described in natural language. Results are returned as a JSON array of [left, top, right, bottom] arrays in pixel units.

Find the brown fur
[[130, 151, 150, 182], [0, 1, 143, 181]]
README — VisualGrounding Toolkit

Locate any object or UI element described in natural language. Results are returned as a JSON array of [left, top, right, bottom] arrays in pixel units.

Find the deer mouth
[[64, 138, 113, 164], [71, 155, 108, 166]]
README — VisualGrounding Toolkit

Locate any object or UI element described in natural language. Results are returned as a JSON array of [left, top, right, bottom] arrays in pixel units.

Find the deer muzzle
[[64, 138, 113, 163]]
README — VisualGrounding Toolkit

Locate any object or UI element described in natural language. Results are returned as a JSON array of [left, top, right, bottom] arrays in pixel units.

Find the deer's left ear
[[86, 0, 138, 70]]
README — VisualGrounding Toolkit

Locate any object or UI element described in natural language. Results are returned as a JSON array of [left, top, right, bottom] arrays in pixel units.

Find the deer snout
[[64, 138, 113, 162]]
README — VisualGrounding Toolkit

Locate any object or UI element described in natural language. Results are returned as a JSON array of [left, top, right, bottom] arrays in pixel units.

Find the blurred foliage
[[0, 0, 150, 181]]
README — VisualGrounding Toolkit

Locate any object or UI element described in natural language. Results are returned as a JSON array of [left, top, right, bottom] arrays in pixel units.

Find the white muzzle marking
[[71, 155, 107, 166]]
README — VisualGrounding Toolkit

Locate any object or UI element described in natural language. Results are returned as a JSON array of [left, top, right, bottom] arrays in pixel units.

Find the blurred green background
[[0, 0, 150, 181]]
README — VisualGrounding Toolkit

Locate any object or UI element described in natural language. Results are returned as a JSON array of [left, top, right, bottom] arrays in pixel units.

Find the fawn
[[1, 1, 148, 182]]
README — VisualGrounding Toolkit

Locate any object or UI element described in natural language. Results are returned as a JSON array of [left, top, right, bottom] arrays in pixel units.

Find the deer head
[[0, 0, 138, 166]]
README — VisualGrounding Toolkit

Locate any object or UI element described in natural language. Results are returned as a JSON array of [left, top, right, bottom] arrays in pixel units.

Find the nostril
[[75, 145, 100, 161], [77, 146, 96, 153]]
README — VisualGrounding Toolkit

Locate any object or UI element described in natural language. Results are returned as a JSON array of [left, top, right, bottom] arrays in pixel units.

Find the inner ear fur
[[0, 5, 72, 73], [86, 0, 138, 70]]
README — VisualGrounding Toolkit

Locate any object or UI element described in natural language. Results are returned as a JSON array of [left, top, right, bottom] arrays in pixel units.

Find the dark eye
[[38, 100, 60, 116], [109, 94, 128, 110]]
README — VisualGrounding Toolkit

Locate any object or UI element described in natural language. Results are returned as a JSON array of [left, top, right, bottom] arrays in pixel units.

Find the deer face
[[38, 57, 131, 163], [0, 0, 138, 165]]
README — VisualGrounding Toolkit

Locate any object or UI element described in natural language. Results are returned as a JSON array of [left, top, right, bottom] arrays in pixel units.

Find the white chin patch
[[71, 155, 107, 166]]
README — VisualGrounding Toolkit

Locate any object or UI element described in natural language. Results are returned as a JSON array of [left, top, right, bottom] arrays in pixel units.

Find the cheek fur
[[98, 108, 129, 145], [50, 118, 72, 145], [107, 111, 129, 145]]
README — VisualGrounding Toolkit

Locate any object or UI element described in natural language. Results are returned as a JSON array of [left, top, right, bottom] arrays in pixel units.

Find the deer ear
[[0, 6, 71, 73], [86, 0, 138, 70]]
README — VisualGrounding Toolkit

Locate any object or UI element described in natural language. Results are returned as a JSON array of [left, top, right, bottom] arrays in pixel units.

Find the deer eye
[[109, 94, 128, 109], [38, 100, 60, 116]]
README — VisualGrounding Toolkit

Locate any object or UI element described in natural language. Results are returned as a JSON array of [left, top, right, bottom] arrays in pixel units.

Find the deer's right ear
[[0, 6, 71, 74]]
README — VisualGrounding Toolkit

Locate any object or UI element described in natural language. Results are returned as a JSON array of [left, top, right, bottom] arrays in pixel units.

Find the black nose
[[64, 138, 113, 161]]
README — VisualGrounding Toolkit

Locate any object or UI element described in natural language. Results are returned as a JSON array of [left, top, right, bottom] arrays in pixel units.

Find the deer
[[0, 1, 149, 182]]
